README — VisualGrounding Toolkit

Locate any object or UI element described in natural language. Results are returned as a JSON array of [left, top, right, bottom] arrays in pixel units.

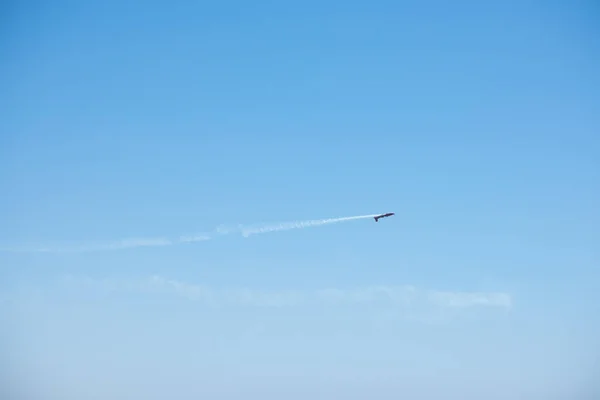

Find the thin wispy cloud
[[428, 291, 513, 308], [0, 213, 379, 253], [57, 275, 513, 311]]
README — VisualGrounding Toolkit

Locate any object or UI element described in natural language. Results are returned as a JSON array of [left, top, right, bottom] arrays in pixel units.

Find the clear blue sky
[[1, 1, 598, 399]]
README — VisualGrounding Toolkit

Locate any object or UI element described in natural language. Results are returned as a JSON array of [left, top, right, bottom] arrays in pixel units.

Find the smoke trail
[[0, 214, 380, 253], [238, 214, 379, 237], [178, 234, 211, 243], [0, 238, 173, 253]]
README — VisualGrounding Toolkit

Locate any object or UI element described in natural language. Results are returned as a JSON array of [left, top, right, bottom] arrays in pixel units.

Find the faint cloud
[[427, 291, 513, 308], [316, 285, 419, 306], [316, 288, 347, 304], [55, 275, 513, 312], [145, 275, 215, 302]]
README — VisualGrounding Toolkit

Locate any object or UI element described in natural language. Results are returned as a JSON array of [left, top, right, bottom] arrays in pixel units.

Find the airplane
[[374, 212, 394, 222]]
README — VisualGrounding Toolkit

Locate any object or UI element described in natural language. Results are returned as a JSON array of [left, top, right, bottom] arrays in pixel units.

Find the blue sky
[[1, 1, 598, 399]]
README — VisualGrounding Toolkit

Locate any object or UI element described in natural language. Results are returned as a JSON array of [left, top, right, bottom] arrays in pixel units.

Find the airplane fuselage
[[374, 212, 394, 222]]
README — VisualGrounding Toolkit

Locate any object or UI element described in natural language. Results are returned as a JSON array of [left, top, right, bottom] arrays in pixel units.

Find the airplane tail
[[374, 216, 379, 222]]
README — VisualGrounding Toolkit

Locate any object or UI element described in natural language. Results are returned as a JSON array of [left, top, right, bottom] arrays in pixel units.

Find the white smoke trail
[[178, 234, 211, 243], [0, 238, 173, 253], [238, 214, 379, 237], [0, 213, 381, 253]]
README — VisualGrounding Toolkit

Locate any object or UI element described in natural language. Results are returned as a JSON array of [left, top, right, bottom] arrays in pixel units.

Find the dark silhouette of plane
[[374, 212, 394, 222]]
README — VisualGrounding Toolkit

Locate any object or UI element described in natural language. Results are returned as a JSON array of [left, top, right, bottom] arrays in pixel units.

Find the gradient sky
[[1, 1, 599, 399]]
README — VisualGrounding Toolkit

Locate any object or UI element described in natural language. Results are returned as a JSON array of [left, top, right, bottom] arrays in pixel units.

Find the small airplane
[[374, 212, 394, 222]]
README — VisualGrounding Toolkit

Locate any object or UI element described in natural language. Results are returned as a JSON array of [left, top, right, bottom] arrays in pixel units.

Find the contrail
[[0, 238, 174, 253], [0, 213, 380, 253], [238, 214, 379, 237]]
